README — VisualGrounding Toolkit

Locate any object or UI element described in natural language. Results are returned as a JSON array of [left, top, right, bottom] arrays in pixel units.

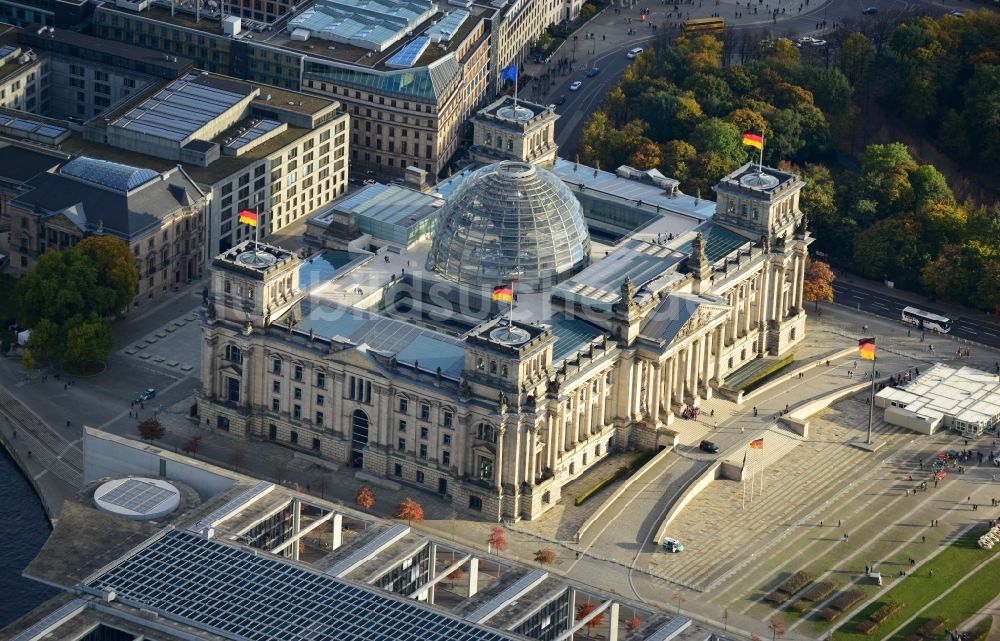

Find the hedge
[[739, 354, 796, 392], [968, 618, 992, 641], [915, 616, 948, 637], [573, 449, 656, 506], [801, 581, 835, 602], [765, 591, 791, 605], [856, 620, 878, 635], [789, 599, 811, 613], [817, 608, 840, 622], [829, 588, 865, 612], [776, 571, 813, 596], [870, 601, 903, 624]]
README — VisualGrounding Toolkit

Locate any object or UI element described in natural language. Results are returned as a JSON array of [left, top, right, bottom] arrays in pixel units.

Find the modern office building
[[91, 0, 580, 179], [2, 427, 697, 641], [194, 99, 812, 522], [0, 0, 89, 28], [7, 156, 207, 302]]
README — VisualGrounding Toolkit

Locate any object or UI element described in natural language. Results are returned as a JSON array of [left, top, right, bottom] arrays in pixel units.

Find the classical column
[[756, 268, 768, 329], [596, 374, 607, 430], [714, 326, 724, 381], [545, 411, 557, 470], [524, 425, 536, 486], [581, 386, 592, 441], [727, 291, 738, 340], [743, 282, 752, 334], [633, 359, 644, 418], [664, 355, 674, 413], [495, 425, 505, 491], [701, 334, 711, 394], [333, 374, 345, 437], [650, 362, 661, 424], [796, 252, 806, 311]]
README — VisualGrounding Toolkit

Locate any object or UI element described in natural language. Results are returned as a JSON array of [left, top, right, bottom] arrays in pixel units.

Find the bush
[[801, 581, 835, 602], [870, 601, 904, 624], [817, 607, 839, 622], [764, 590, 790, 605], [789, 599, 810, 613], [915, 617, 948, 637], [740, 354, 796, 392], [829, 588, 864, 612], [574, 449, 655, 506], [776, 571, 813, 595], [857, 620, 879, 635]]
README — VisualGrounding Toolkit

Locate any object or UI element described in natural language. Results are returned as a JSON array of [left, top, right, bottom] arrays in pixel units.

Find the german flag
[[749, 438, 764, 449], [859, 337, 876, 360], [492, 285, 513, 303], [742, 132, 764, 149], [238, 210, 258, 227]]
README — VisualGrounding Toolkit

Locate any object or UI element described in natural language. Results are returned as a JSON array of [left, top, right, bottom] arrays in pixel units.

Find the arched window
[[224, 344, 242, 364], [476, 422, 497, 443]]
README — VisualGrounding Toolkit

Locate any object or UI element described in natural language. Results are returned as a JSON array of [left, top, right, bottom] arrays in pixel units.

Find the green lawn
[[832, 529, 998, 641], [888, 553, 1000, 641]]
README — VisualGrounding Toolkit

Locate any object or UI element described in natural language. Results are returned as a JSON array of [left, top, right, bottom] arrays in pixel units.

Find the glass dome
[[428, 161, 591, 290]]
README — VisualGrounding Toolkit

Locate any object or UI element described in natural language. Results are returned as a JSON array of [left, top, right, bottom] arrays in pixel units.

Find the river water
[[0, 447, 58, 628]]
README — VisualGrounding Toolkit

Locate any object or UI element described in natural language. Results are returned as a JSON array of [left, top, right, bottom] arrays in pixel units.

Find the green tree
[[724, 108, 768, 137], [684, 73, 734, 117], [916, 202, 966, 258], [859, 143, 918, 216], [838, 32, 874, 87], [689, 118, 746, 167], [962, 65, 1000, 164], [852, 216, 924, 288], [77, 236, 139, 313], [61, 316, 112, 371], [25, 318, 61, 362], [910, 164, 954, 209], [21, 349, 35, 374], [687, 151, 733, 197], [661, 140, 698, 182], [796, 67, 852, 116]]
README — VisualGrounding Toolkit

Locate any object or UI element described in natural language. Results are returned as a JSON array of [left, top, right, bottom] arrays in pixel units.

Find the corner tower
[[712, 163, 804, 245]]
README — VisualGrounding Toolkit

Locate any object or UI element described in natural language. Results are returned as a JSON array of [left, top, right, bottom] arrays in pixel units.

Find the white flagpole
[[741, 450, 747, 510], [758, 129, 764, 175], [759, 446, 765, 496]]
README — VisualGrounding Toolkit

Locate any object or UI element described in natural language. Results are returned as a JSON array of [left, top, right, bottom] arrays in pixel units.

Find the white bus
[[901, 306, 952, 333]]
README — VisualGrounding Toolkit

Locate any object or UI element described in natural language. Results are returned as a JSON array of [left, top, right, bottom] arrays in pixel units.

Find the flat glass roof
[[84, 529, 520, 641]]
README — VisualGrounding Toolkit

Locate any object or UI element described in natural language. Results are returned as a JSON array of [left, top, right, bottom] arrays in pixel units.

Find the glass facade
[[303, 55, 460, 101], [428, 161, 590, 290]]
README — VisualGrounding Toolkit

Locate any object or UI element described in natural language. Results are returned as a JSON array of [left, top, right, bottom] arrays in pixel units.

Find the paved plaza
[[120, 312, 202, 375]]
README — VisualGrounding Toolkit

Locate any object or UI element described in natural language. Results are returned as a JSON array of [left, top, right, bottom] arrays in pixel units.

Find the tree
[[137, 417, 166, 443], [61, 316, 112, 371], [446, 567, 464, 589], [769, 615, 785, 641], [576, 601, 605, 627], [671, 591, 687, 615], [627, 139, 662, 170], [487, 526, 507, 554], [25, 318, 60, 363], [661, 140, 698, 182], [910, 164, 954, 209], [689, 118, 746, 167], [852, 216, 924, 289], [395, 497, 423, 524], [838, 32, 875, 87], [76, 236, 139, 313], [20, 349, 35, 374], [181, 435, 203, 457], [803, 260, 836, 311], [627, 616, 642, 632], [534, 549, 556, 566], [355, 485, 376, 512]]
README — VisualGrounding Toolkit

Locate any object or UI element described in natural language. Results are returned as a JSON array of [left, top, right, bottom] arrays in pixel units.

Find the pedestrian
[[820, 520, 824, 527], [922, 535, 925, 543], [753, 406, 757, 417], [838, 519, 842, 528], [930, 569, 934, 578], [865, 564, 869, 574], [63, 383, 67, 390]]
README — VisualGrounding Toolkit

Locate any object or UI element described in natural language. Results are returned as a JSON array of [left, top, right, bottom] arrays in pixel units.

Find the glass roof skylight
[[61, 157, 159, 192]]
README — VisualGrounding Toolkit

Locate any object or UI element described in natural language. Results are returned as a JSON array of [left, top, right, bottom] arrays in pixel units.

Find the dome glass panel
[[428, 161, 591, 290]]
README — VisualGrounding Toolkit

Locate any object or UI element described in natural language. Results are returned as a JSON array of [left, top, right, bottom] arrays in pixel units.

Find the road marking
[[33, 469, 48, 481]]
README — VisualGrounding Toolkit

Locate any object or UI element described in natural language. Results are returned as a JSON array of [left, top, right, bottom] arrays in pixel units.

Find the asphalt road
[[832, 281, 1000, 348]]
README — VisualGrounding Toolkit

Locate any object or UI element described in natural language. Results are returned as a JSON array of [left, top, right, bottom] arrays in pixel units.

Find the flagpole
[[760, 446, 765, 496], [741, 451, 747, 510], [758, 129, 764, 175], [867, 352, 877, 444], [253, 202, 260, 260], [508, 280, 514, 330], [513, 67, 518, 109]]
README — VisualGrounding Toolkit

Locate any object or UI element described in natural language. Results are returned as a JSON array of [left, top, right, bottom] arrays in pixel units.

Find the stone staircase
[[0, 389, 83, 486]]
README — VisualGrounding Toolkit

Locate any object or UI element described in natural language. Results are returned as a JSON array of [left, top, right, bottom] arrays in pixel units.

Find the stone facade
[[196, 162, 810, 522]]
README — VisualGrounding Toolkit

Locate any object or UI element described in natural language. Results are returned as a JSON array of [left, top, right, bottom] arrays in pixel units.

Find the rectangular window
[[273, 359, 282, 374], [272, 380, 280, 393], [316, 394, 324, 406], [272, 398, 280, 412], [420, 426, 428, 439], [398, 438, 406, 452], [416, 470, 425, 483], [294, 365, 303, 381], [316, 372, 326, 388], [442, 451, 450, 466], [469, 495, 482, 511], [312, 437, 321, 451], [290, 430, 298, 445], [315, 411, 324, 425], [294, 387, 302, 400], [442, 433, 451, 446], [398, 398, 408, 413], [419, 444, 427, 459], [420, 404, 430, 421], [398, 420, 406, 432], [293, 404, 301, 419], [443, 411, 453, 428], [394, 464, 402, 477]]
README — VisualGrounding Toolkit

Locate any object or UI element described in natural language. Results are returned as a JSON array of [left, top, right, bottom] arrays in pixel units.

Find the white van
[[627, 47, 644, 59]]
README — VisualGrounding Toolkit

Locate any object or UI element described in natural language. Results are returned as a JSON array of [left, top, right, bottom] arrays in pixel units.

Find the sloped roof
[[639, 293, 728, 348]]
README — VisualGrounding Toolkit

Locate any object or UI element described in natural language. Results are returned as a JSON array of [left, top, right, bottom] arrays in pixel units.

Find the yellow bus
[[683, 17, 725, 34]]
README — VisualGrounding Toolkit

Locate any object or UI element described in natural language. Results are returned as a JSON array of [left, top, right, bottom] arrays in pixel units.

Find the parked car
[[137, 388, 156, 403], [555, 94, 567, 105], [585, 66, 600, 77], [862, 6, 878, 14], [569, 81, 582, 91], [699, 440, 720, 454], [626, 47, 644, 59], [662, 537, 684, 553]]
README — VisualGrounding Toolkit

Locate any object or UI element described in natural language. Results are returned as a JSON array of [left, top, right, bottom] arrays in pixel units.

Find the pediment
[[326, 346, 388, 378]]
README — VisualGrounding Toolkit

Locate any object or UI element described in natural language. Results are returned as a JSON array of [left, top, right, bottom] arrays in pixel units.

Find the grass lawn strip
[[886, 552, 1000, 641], [831, 528, 997, 641]]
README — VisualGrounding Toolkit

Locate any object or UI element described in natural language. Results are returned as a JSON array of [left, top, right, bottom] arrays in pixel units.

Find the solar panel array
[[9, 599, 88, 641], [325, 523, 409, 577], [550, 316, 605, 363], [225, 119, 283, 151], [0, 115, 68, 141], [644, 616, 692, 641], [113, 74, 250, 143], [386, 36, 430, 69], [426, 10, 469, 41], [190, 480, 273, 533], [96, 479, 176, 514], [86, 529, 520, 641]]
